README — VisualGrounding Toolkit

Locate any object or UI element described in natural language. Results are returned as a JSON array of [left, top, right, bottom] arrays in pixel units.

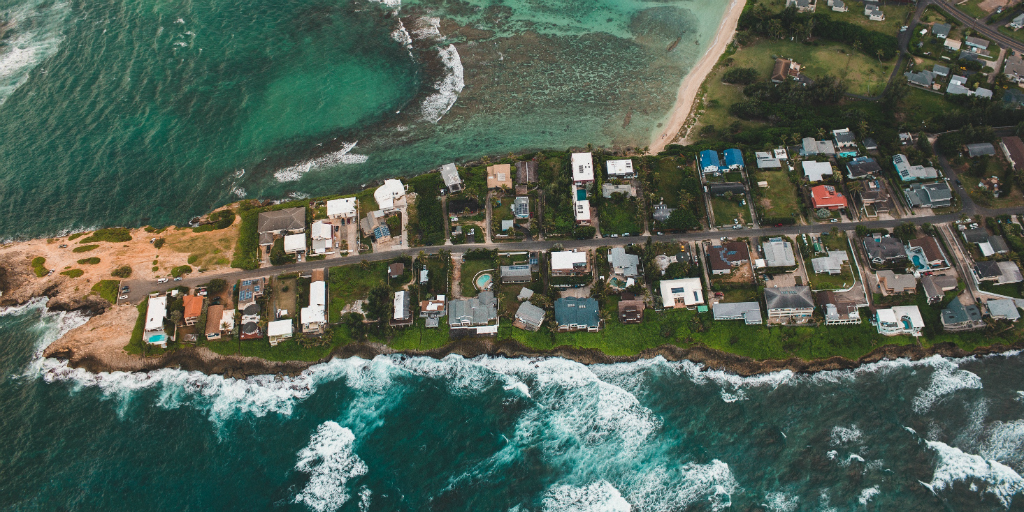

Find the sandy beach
[[649, 0, 746, 154]]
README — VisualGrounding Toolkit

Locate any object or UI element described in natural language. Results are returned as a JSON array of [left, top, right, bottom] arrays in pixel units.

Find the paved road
[[933, 0, 1024, 53], [845, 0, 926, 101]]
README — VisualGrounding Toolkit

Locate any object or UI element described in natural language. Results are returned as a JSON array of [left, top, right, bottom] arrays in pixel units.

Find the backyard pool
[[475, 273, 493, 290]]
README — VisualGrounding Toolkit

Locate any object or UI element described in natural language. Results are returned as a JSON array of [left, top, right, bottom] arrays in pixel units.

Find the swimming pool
[[912, 255, 926, 270], [146, 334, 166, 343], [475, 274, 493, 290]]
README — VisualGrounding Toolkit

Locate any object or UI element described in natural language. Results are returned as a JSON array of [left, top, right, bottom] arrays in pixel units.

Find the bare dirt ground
[[43, 304, 145, 371], [979, 0, 1010, 13]]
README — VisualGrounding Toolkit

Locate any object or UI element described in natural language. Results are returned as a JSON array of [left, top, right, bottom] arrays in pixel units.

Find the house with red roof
[[810, 185, 848, 210]]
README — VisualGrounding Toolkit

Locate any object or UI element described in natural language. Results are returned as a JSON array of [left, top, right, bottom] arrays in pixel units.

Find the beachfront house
[[941, 299, 984, 332], [922, 274, 958, 304], [606, 159, 636, 179], [571, 153, 595, 186], [144, 295, 168, 347], [267, 320, 293, 346], [554, 297, 601, 332], [988, 299, 1021, 322], [374, 179, 407, 211], [659, 278, 704, 309], [300, 275, 327, 335], [815, 291, 861, 325], [486, 164, 512, 189], [448, 291, 499, 335], [419, 295, 446, 328], [723, 148, 744, 170], [618, 295, 645, 324], [712, 302, 763, 325], [182, 295, 203, 327], [764, 286, 814, 323], [391, 291, 413, 327], [875, 306, 924, 336], [257, 207, 306, 252], [204, 305, 234, 340], [439, 163, 463, 193], [326, 197, 357, 224], [514, 302, 546, 332], [699, 150, 720, 174], [516, 160, 539, 185]]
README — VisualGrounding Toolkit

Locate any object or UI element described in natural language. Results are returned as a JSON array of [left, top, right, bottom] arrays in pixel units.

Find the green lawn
[[460, 258, 496, 298], [598, 196, 642, 235], [904, 87, 953, 128], [91, 280, 120, 304], [386, 320, 452, 351], [490, 196, 522, 241], [327, 261, 388, 323], [958, 0, 990, 19], [753, 170, 800, 221], [980, 281, 1023, 298], [807, 266, 856, 290], [652, 157, 685, 207], [999, 25, 1024, 44], [726, 40, 891, 98], [961, 172, 1024, 208], [710, 196, 751, 226]]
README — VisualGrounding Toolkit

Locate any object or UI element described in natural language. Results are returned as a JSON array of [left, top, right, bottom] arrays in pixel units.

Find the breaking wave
[[542, 481, 631, 512], [293, 421, 368, 512], [922, 440, 1024, 508], [420, 44, 464, 123], [273, 141, 368, 182], [912, 357, 983, 414], [0, 0, 70, 105]]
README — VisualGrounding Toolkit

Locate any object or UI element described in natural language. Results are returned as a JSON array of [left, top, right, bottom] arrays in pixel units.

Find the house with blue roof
[[723, 148, 744, 170], [554, 297, 602, 332], [699, 150, 720, 174]]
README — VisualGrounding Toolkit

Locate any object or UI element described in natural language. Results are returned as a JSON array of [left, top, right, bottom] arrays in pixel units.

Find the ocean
[[0, 0, 727, 238], [3, 302, 1024, 510]]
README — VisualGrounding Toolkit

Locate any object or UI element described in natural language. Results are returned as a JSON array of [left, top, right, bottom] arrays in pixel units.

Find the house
[[829, 0, 847, 12], [699, 150, 721, 173], [775, 147, 789, 160], [772, 58, 802, 83], [846, 157, 881, 179], [390, 291, 413, 327], [500, 265, 533, 283], [572, 184, 591, 225], [832, 128, 857, 154], [892, 154, 939, 181], [516, 160, 539, 184], [326, 197, 358, 224], [723, 148, 744, 170], [947, 80, 971, 96], [933, 64, 950, 77], [602, 184, 633, 198], [908, 236, 949, 269], [486, 164, 512, 189], [238, 277, 266, 304], [764, 286, 815, 322], [205, 305, 224, 340], [606, 159, 636, 179], [301, 279, 327, 334], [899, 132, 914, 145], [975, 87, 993, 100], [877, 270, 918, 294], [283, 233, 306, 255], [1000, 136, 1024, 171], [922, 274, 958, 304], [518, 287, 534, 301], [941, 299, 984, 332], [359, 210, 386, 239], [389, 262, 405, 279], [863, 235, 907, 265], [801, 138, 836, 156], [554, 297, 601, 332], [1011, 13, 1024, 30], [859, 180, 892, 215], [707, 241, 750, 275], [571, 153, 595, 185], [609, 247, 640, 278], [811, 251, 849, 275], [802, 161, 835, 182], [811, 185, 848, 210], [551, 250, 589, 276], [239, 318, 260, 341], [258, 207, 306, 249], [514, 301, 546, 331], [987, 299, 1021, 321], [618, 296, 645, 324], [449, 291, 499, 334], [875, 306, 924, 336], [965, 36, 989, 50], [863, 138, 878, 151], [183, 295, 203, 326], [945, 39, 962, 52], [905, 182, 953, 209], [419, 295, 446, 328], [659, 278, 704, 309], [712, 302, 763, 325], [975, 261, 1024, 284], [762, 238, 796, 267], [267, 320, 293, 346], [374, 179, 407, 211], [967, 143, 997, 158], [755, 151, 782, 169], [786, 0, 815, 13], [865, 3, 884, 21], [815, 291, 861, 325], [310, 220, 333, 255], [652, 203, 675, 222], [964, 229, 1010, 256], [1006, 53, 1024, 83], [144, 295, 168, 347], [707, 182, 746, 196], [904, 70, 935, 88], [439, 163, 463, 193], [932, 22, 951, 38]]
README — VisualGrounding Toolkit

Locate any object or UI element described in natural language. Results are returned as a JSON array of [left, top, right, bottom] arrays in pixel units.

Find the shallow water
[[3, 303, 1024, 510], [0, 0, 727, 238]]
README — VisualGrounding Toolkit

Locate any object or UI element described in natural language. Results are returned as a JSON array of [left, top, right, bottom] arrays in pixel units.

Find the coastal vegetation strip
[[91, 280, 120, 304], [31, 257, 47, 277], [72, 245, 99, 253], [78, 228, 132, 244]]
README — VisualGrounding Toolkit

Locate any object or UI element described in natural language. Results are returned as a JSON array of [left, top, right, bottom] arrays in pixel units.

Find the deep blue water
[[2, 302, 1024, 511]]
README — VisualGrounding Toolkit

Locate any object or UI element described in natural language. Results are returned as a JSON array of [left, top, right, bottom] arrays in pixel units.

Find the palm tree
[[876, 49, 884, 64], [817, 127, 827, 140]]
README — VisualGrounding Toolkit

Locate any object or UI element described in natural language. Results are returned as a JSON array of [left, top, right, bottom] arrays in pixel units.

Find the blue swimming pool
[[146, 334, 166, 343], [912, 255, 926, 269], [475, 274, 493, 290]]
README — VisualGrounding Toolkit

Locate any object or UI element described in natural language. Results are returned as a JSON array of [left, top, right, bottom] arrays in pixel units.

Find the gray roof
[[764, 286, 814, 311], [966, 36, 990, 48], [942, 299, 983, 325], [906, 183, 952, 208], [998, 261, 1024, 283], [516, 161, 539, 184], [932, 64, 950, 76], [554, 297, 601, 328], [975, 88, 993, 99], [905, 70, 934, 87], [811, 251, 849, 274], [712, 302, 763, 324], [258, 207, 306, 234], [922, 274, 958, 300], [967, 143, 997, 157], [976, 260, 1002, 278], [863, 235, 906, 262], [987, 299, 1020, 320], [653, 205, 675, 222], [990, 235, 1010, 254], [609, 247, 640, 277], [515, 301, 546, 326], [514, 196, 529, 217], [933, 23, 951, 38], [846, 157, 881, 178], [802, 138, 836, 155], [440, 163, 462, 188], [501, 265, 532, 278], [448, 291, 498, 326], [877, 270, 918, 293], [762, 238, 796, 267], [964, 228, 991, 244]]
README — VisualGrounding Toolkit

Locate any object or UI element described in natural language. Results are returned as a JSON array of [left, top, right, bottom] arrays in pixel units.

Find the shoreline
[[648, 0, 745, 155]]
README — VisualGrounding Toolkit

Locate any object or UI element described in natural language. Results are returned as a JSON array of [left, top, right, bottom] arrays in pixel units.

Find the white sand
[[649, 0, 747, 154]]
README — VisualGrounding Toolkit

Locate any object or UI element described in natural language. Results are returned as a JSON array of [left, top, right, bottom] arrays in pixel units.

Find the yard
[[327, 260, 389, 323], [999, 25, 1024, 44], [803, 230, 857, 290], [459, 257, 496, 298], [903, 88, 955, 128], [710, 196, 751, 227], [959, 161, 1024, 209], [752, 170, 801, 223], [652, 157, 685, 207], [490, 195, 523, 241], [598, 195, 642, 236]]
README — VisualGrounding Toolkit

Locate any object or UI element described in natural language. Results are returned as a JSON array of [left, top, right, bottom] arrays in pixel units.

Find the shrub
[[111, 265, 133, 278], [152, 266, 159, 272], [31, 257, 47, 277], [573, 226, 596, 239], [91, 280, 120, 303], [77, 257, 100, 265], [60, 269, 84, 278], [193, 210, 235, 233], [204, 279, 227, 295], [72, 245, 99, 253], [68, 233, 83, 241], [187, 254, 200, 264], [722, 67, 759, 85], [79, 227, 132, 244], [270, 237, 295, 266], [231, 203, 260, 270], [170, 265, 193, 278]]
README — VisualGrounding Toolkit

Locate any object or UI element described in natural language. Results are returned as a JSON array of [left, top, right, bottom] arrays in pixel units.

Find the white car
[[119, 295, 128, 300], [157, 278, 168, 284]]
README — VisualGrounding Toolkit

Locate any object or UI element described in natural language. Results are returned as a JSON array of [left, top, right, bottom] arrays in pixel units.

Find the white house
[[326, 197, 357, 223], [551, 250, 589, 275], [802, 161, 835, 182], [659, 278, 704, 309], [310, 220, 333, 255], [875, 306, 924, 336], [284, 233, 306, 254], [571, 152, 595, 185], [439, 162, 463, 192], [268, 320, 293, 346], [374, 179, 406, 211], [301, 280, 327, 334], [606, 159, 635, 179], [144, 295, 168, 347]]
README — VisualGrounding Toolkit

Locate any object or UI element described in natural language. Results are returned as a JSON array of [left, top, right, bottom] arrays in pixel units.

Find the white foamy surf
[[421, 44, 464, 123], [542, 481, 631, 512], [0, 0, 70, 105], [293, 421, 368, 512], [274, 141, 368, 182], [912, 357, 983, 414], [922, 440, 1024, 508]]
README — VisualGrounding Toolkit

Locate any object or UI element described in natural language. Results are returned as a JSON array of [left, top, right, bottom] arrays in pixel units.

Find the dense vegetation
[[408, 174, 446, 246], [79, 227, 132, 244], [60, 269, 84, 278], [77, 257, 100, 265], [31, 257, 47, 277], [111, 265, 133, 278], [91, 280, 120, 303], [192, 209, 235, 233], [738, 6, 899, 60]]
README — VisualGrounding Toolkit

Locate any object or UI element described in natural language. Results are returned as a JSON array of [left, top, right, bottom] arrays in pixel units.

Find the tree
[[206, 279, 227, 295], [364, 284, 392, 324], [876, 48, 884, 64], [343, 312, 366, 341], [855, 224, 869, 238], [270, 238, 295, 266], [893, 222, 918, 242], [664, 208, 700, 231]]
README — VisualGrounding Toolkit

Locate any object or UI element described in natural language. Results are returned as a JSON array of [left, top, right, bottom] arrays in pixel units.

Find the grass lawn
[[652, 157, 685, 206], [460, 258, 496, 298], [490, 196, 521, 241], [91, 280, 120, 304], [980, 281, 1023, 298], [327, 260, 388, 323], [958, 0, 990, 19], [386, 321, 452, 351], [728, 40, 891, 97], [999, 25, 1024, 44], [598, 197, 642, 235], [904, 87, 953, 127], [807, 267, 856, 290], [710, 196, 751, 226], [754, 170, 800, 221]]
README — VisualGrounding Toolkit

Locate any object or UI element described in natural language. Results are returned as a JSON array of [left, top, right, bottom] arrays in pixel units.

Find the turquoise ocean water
[[3, 303, 1024, 510], [0, 0, 725, 237]]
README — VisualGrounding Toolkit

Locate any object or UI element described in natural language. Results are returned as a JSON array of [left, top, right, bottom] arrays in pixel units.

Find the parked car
[[173, 277, 182, 281], [118, 295, 128, 300], [830, 219, 838, 223], [157, 278, 168, 284], [121, 286, 130, 293]]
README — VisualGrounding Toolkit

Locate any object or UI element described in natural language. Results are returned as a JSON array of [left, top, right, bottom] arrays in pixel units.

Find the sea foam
[[293, 421, 368, 512], [912, 357, 983, 414], [542, 481, 631, 512], [762, 492, 799, 512], [922, 440, 1024, 508], [274, 141, 367, 182], [0, 0, 70, 105], [421, 44, 464, 123]]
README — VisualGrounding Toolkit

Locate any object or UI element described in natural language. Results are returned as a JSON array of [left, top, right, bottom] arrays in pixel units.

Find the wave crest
[[293, 421, 368, 512]]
